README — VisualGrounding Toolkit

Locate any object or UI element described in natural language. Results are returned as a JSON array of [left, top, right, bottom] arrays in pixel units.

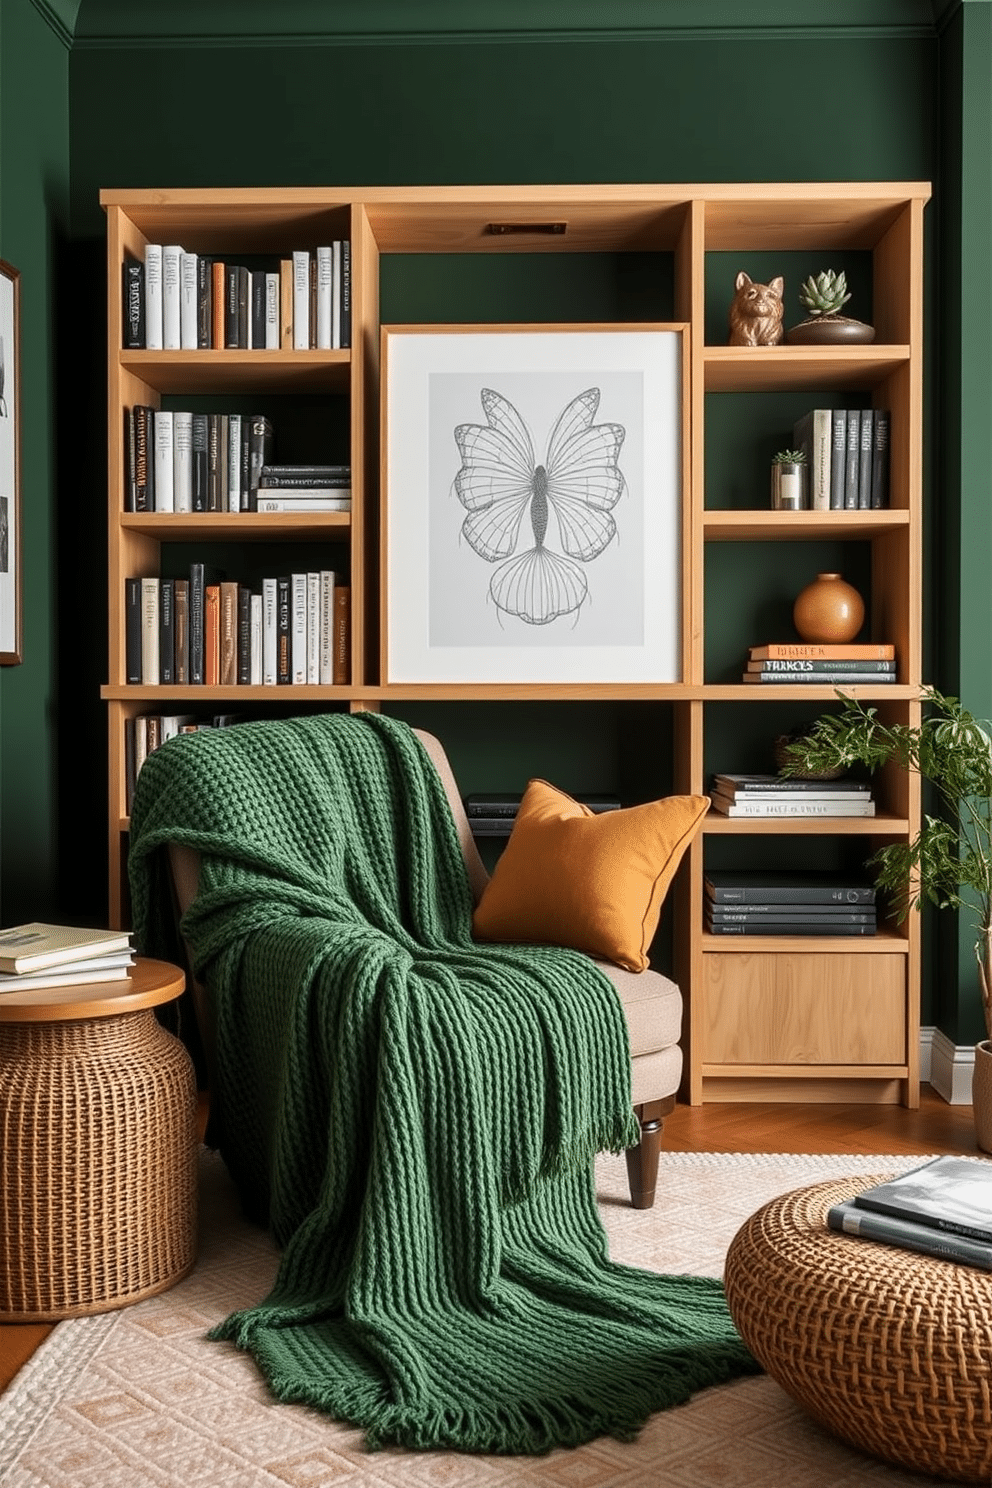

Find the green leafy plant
[[772, 448, 806, 464], [798, 269, 852, 318], [780, 686, 992, 1041]]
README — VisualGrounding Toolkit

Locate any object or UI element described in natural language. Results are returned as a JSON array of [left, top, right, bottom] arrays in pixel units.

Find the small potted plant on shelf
[[785, 270, 875, 345], [770, 448, 807, 510], [781, 686, 992, 1149]]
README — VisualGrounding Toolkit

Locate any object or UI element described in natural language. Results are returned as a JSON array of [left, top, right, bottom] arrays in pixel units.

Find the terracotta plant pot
[[973, 1039, 992, 1154], [792, 572, 865, 644]]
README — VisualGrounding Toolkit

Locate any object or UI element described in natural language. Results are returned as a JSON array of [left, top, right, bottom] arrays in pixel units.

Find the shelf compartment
[[703, 510, 909, 540], [120, 513, 351, 541], [703, 346, 910, 392], [119, 350, 350, 395]]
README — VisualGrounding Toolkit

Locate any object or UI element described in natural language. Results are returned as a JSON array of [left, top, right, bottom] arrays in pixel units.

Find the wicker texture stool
[[0, 961, 197, 1319], [724, 1176, 992, 1484]]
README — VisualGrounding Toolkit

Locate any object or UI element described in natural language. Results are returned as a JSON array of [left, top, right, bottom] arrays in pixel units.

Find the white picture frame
[[0, 260, 21, 665], [381, 323, 685, 685]]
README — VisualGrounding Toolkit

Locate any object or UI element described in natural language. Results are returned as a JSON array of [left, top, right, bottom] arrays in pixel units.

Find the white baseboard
[[922, 1025, 976, 1105]]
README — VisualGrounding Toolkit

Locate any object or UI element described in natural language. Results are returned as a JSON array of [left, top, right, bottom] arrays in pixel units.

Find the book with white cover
[[0, 923, 133, 974], [153, 409, 175, 512], [292, 250, 310, 349], [179, 250, 198, 349], [162, 244, 184, 350], [0, 962, 133, 994], [709, 796, 876, 817], [316, 245, 333, 349], [144, 244, 163, 349], [173, 410, 193, 513]]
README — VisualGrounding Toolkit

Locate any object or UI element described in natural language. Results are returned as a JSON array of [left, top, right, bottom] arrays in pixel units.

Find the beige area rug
[[0, 1148, 964, 1487]]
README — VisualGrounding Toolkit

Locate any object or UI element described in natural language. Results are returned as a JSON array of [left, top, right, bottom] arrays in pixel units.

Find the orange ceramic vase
[[792, 572, 865, 643]]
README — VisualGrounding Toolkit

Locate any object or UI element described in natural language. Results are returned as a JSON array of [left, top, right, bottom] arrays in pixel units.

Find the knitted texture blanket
[[128, 713, 758, 1454]]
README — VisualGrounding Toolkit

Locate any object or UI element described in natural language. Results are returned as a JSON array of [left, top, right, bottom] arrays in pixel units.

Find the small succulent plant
[[798, 270, 852, 318], [772, 448, 806, 464]]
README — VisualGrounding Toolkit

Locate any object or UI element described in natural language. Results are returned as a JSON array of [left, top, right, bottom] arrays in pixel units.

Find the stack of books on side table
[[743, 642, 896, 684], [708, 774, 875, 818], [828, 1156, 992, 1271], [463, 793, 621, 838], [0, 923, 135, 992], [704, 871, 877, 937]]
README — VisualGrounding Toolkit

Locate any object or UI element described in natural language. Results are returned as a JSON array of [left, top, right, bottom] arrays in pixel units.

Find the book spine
[[262, 577, 278, 685], [333, 585, 350, 684], [173, 410, 193, 513], [237, 265, 250, 349], [319, 570, 336, 684], [844, 408, 861, 509], [140, 577, 160, 685], [306, 571, 320, 684], [207, 412, 222, 512], [753, 659, 896, 672], [179, 250, 198, 350], [144, 244, 163, 350], [249, 592, 263, 685], [340, 240, 351, 348], [158, 579, 175, 684], [162, 244, 183, 350], [153, 409, 174, 512], [225, 265, 241, 350], [236, 583, 252, 685], [188, 562, 205, 685], [316, 245, 333, 349], [133, 405, 154, 513], [829, 408, 847, 510], [292, 251, 310, 350], [173, 579, 189, 685], [125, 577, 142, 684], [858, 409, 875, 509], [332, 240, 342, 348], [123, 407, 137, 511], [708, 908, 876, 923], [256, 497, 351, 512], [211, 260, 226, 348], [291, 573, 307, 684], [277, 576, 291, 684], [246, 415, 274, 512], [706, 921, 876, 936], [251, 270, 267, 351], [265, 271, 280, 350], [280, 258, 294, 348], [751, 643, 895, 660], [710, 800, 876, 816], [204, 584, 221, 686], [706, 884, 876, 905], [871, 409, 890, 509], [122, 253, 144, 348], [744, 672, 896, 684], [828, 1200, 992, 1269], [219, 580, 239, 687], [191, 413, 209, 512], [227, 413, 242, 513], [196, 254, 213, 348], [258, 471, 351, 488]]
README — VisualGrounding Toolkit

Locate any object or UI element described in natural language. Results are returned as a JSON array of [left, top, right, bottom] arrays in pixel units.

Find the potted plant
[[770, 448, 807, 510], [781, 686, 992, 1149], [785, 270, 875, 345]]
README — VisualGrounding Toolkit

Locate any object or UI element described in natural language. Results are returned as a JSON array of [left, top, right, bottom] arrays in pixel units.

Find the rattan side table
[[724, 1176, 992, 1484], [0, 957, 198, 1320]]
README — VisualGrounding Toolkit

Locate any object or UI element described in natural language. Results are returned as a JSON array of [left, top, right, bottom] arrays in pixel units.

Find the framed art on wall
[[381, 323, 685, 685], [0, 261, 21, 664]]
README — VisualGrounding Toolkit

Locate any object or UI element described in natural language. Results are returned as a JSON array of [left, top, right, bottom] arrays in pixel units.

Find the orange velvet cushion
[[472, 780, 709, 972]]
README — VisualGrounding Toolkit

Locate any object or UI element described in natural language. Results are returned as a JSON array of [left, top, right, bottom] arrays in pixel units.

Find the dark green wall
[[11, 6, 992, 1041], [0, 0, 71, 923]]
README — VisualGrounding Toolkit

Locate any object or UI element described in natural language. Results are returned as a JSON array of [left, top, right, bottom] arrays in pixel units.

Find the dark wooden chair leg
[[625, 1094, 676, 1209]]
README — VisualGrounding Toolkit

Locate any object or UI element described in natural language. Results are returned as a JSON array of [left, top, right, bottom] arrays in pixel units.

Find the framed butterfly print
[[381, 325, 686, 686]]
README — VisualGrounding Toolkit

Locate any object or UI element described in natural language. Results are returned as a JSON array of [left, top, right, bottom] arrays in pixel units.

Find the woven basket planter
[[0, 1009, 198, 1319]]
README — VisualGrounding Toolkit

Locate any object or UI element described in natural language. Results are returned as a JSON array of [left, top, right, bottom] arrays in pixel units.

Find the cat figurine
[[728, 271, 785, 346]]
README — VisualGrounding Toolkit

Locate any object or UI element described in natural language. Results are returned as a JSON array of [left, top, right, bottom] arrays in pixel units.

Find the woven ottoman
[[724, 1176, 992, 1484]]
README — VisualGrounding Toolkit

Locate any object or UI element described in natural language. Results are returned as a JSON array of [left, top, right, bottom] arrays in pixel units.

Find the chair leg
[[625, 1095, 676, 1209]]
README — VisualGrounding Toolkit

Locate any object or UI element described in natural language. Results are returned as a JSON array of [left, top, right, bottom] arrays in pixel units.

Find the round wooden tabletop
[[0, 957, 186, 1023]]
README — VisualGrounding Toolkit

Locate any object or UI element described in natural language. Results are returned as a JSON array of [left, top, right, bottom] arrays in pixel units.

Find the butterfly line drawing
[[451, 386, 626, 626]]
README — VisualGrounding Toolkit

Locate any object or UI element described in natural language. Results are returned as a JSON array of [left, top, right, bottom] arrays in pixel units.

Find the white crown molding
[[69, 0, 939, 49]]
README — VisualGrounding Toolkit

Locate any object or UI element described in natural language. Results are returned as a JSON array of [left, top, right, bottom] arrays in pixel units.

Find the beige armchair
[[168, 727, 683, 1209]]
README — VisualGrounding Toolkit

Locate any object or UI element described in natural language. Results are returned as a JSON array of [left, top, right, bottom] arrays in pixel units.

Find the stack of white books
[[0, 923, 134, 992], [828, 1156, 992, 1271]]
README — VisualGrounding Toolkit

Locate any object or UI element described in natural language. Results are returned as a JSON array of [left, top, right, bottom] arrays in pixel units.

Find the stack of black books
[[827, 1156, 992, 1271], [463, 793, 621, 838], [704, 870, 877, 937]]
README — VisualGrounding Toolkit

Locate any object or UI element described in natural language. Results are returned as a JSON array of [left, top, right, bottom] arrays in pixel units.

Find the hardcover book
[[704, 871, 876, 905], [852, 1157, 992, 1243], [0, 923, 132, 974], [827, 1197, 992, 1272]]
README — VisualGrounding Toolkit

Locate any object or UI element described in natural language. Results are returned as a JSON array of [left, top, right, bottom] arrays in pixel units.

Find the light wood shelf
[[101, 180, 929, 1109]]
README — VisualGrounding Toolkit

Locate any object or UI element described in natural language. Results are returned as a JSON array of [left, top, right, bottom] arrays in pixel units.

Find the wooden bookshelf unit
[[101, 181, 929, 1105]]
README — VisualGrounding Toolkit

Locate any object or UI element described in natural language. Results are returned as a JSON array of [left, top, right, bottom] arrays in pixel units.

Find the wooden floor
[[0, 1087, 978, 1394]]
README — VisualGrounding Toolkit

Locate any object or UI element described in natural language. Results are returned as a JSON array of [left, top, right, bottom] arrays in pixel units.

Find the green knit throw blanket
[[128, 713, 757, 1454]]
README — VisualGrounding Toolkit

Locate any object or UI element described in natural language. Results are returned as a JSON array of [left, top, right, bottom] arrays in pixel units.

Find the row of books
[[0, 922, 134, 993], [708, 773, 876, 818], [123, 242, 351, 351], [792, 407, 890, 510], [743, 642, 897, 685], [828, 1156, 992, 1272], [125, 570, 350, 688], [704, 871, 878, 938], [462, 791, 621, 837], [125, 712, 242, 812]]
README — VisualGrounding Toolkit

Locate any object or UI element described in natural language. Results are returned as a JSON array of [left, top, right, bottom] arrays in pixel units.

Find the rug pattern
[[0, 1149, 966, 1487]]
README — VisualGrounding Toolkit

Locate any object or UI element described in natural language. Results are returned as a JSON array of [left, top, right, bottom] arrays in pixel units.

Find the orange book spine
[[211, 261, 226, 349], [204, 584, 221, 686]]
